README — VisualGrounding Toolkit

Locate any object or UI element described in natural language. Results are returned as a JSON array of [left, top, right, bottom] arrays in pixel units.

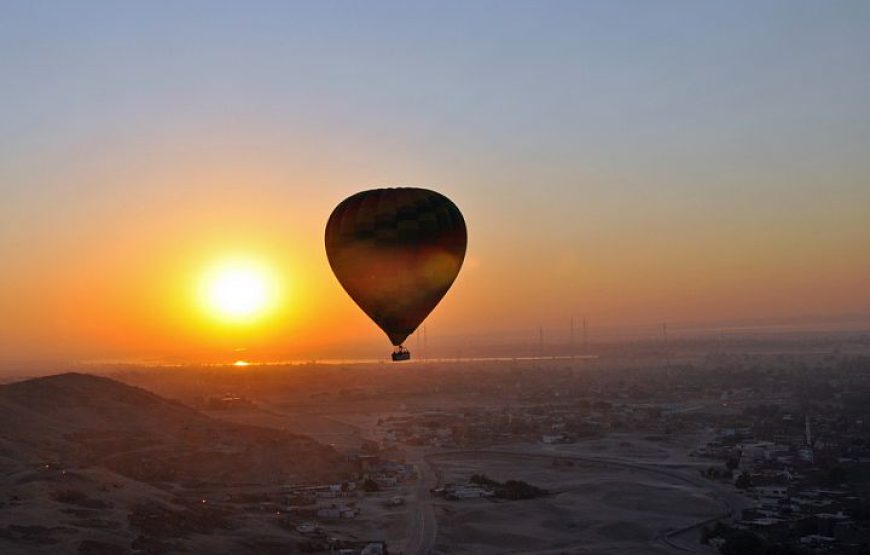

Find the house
[[374, 475, 398, 488], [445, 484, 494, 499], [541, 434, 567, 444], [296, 522, 318, 534]]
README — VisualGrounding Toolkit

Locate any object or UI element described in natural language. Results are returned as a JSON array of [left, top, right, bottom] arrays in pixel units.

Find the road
[[403, 450, 439, 555]]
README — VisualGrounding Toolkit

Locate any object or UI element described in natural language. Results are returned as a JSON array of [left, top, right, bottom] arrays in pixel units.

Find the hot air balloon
[[325, 188, 467, 361]]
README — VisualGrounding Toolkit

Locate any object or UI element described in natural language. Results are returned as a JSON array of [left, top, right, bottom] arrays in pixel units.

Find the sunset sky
[[1, 1, 868, 365]]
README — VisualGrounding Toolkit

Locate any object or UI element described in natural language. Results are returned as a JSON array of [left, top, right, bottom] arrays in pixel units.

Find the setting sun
[[199, 260, 280, 324]]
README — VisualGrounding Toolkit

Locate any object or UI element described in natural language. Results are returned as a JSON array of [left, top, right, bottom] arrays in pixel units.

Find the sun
[[208, 268, 267, 317], [199, 260, 279, 323]]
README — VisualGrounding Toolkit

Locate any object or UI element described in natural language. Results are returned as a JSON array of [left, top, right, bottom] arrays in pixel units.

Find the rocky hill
[[0, 373, 352, 554]]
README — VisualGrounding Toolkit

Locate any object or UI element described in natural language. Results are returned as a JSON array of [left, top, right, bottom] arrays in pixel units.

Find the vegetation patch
[[469, 474, 549, 500]]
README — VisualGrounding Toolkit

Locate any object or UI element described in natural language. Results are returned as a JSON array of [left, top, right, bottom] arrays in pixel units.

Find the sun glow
[[199, 259, 280, 324]]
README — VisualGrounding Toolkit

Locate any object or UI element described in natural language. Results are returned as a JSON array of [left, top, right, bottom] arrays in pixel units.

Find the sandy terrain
[[204, 407, 363, 450], [231, 402, 738, 554], [0, 366, 759, 553], [426, 450, 722, 554], [0, 373, 353, 554]]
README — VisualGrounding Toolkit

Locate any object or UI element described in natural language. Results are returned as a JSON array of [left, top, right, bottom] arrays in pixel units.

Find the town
[[2, 333, 869, 554], [105, 332, 870, 554]]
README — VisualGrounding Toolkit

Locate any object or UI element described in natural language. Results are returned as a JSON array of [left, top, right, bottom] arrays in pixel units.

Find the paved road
[[403, 451, 439, 555]]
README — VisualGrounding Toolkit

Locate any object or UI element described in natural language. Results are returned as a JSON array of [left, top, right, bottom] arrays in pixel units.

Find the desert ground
[[3, 338, 867, 554]]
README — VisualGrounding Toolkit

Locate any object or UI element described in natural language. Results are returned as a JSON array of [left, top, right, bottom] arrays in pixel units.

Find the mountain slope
[[0, 372, 352, 554], [0, 372, 347, 483]]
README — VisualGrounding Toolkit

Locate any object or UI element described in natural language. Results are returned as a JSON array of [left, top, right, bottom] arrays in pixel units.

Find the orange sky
[[1, 3, 869, 365]]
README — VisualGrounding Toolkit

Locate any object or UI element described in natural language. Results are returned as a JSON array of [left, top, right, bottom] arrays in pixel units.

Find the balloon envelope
[[325, 188, 467, 346]]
